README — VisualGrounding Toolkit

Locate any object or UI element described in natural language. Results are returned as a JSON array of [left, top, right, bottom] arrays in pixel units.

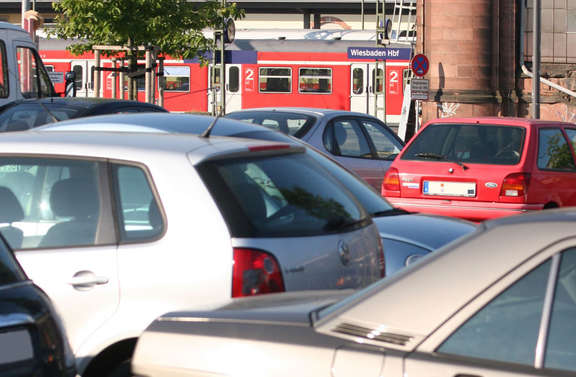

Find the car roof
[[37, 113, 286, 136], [227, 107, 381, 119], [317, 208, 576, 350], [423, 116, 576, 128], [0, 129, 300, 164]]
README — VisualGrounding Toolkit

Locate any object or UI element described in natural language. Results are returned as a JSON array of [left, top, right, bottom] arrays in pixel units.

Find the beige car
[[134, 208, 576, 377]]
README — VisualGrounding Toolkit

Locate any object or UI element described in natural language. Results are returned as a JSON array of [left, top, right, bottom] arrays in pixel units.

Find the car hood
[[372, 213, 476, 250], [157, 290, 354, 327]]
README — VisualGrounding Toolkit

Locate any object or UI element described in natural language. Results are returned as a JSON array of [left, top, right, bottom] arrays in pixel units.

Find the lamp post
[[532, 0, 541, 119]]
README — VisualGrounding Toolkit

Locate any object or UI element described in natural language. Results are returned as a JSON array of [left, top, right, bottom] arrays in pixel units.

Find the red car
[[382, 117, 576, 221]]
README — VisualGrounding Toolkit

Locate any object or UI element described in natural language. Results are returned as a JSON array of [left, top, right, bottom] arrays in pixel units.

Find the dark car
[[0, 97, 167, 131], [226, 108, 405, 191], [0, 232, 75, 376]]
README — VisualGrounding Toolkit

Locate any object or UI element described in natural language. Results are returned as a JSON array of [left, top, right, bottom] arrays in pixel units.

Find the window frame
[[258, 67, 292, 93], [298, 67, 332, 94]]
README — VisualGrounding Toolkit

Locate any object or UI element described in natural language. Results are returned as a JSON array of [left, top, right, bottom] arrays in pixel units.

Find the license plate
[[423, 181, 476, 197], [0, 328, 34, 364]]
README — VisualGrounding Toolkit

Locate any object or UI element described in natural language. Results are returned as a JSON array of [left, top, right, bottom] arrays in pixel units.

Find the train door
[[225, 64, 242, 112], [70, 60, 96, 97], [207, 64, 242, 114], [350, 63, 385, 120]]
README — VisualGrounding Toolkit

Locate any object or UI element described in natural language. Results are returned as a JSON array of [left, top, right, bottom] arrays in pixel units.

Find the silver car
[[133, 208, 576, 377], [0, 129, 382, 377], [226, 108, 405, 191], [38, 113, 476, 275]]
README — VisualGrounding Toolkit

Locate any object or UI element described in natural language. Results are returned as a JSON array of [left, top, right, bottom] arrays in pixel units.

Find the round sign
[[411, 54, 429, 77]]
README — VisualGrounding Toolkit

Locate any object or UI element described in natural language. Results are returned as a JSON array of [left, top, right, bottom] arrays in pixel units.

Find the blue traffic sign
[[411, 54, 429, 76]]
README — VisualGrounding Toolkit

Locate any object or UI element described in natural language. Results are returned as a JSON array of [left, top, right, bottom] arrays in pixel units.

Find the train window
[[371, 68, 384, 94], [228, 66, 239, 93], [164, 66, 190, 92], [298, 68, 332, 94], [352, 68, 363, 95], [0, 42, 7, 98], [259, 67, 291, 93]]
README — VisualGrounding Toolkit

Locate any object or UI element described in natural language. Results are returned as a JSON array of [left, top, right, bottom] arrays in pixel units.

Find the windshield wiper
[[414, 152, 468, 170], [323, 217, 365, 232], [371, 208, 411, 217]]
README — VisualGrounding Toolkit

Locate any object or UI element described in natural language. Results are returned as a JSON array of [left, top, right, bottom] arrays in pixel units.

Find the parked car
[[39, 113, 476, 275], [226, 108, 405, 191], [0, 97, 167, 131], [0, 232, 75, 377], [0, 127, 383, 377], [133, 208, 576, 377], [382, 117, 576, 221]]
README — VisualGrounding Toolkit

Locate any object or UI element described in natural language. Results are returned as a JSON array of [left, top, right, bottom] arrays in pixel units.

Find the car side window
[[360, 120, 403, 160], [438, 248, 576, 372], [0, 158, 111, 249], [113, 164, 163, 242], [323, 120, 372, 158], [438, 259, 550, 365], [545, 249, 576, 371], [564, 128, 576, 152], [538, 128, 576, 170]]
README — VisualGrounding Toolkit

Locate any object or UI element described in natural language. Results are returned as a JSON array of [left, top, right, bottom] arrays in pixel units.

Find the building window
[[164, 66, 190, 92], [259, 67, 291, 93], [298, 67, 332, 94]]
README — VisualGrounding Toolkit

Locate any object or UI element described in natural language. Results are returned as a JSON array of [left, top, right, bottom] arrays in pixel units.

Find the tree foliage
[[50, 0, 244, 60]]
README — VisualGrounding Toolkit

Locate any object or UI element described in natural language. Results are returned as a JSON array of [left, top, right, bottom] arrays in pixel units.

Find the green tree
[[50, 0, 244, 98]]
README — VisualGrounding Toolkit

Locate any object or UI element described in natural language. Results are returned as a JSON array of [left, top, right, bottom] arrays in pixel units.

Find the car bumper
[[387, 198, 545, 222]]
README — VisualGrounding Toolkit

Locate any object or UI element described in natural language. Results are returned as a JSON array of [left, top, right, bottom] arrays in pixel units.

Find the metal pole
[[94, 50, 101, 98], [220, 32, 226, 114], [145, 47, 152, 103], [111, 59, 117, 99], [119, 59, 125, 99], [532, 0, 541, 119], [361, 0, 365, 30], [21, 0, 30, 28]]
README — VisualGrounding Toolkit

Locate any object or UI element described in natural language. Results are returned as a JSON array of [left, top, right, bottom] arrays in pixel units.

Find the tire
[[106, 359, 131, 377]]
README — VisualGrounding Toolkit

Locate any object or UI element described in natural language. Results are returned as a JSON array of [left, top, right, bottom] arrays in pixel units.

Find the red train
[[38, 31, 413, 125]]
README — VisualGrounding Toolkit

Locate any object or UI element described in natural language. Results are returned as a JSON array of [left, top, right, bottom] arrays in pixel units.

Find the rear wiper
[[371, 208, 411, 217], [414, 152, 468, 170], [323, 217, 364, 232]]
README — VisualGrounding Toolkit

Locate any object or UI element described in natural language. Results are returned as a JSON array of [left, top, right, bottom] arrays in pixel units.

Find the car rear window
[[226, 112, 316, 138], [0, 237, 26, 285], [402, 123, 525, 165], [198, 152, 369, 237]]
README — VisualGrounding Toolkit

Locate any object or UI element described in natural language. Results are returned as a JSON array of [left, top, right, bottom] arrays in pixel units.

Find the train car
[[38, 30, 413, 126]]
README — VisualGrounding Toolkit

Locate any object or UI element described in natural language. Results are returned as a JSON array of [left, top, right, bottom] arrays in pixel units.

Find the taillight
[[500, 173, 530, 201], [232, 248, 285, 298], [382, 167, 400, 197]]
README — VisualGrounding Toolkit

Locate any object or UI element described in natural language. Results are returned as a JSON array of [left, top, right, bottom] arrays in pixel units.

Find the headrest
[[0, 186, 24, 223], [50, 178, 99, 218]]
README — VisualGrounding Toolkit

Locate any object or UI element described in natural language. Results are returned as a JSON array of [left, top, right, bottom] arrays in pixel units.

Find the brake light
[[382, 167, 400, 197], [500, 173, 530, 200], [248, 144, 291, 152], [232, 248, 285, 297]]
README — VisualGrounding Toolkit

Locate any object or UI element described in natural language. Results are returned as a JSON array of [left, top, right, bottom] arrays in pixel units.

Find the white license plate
[[423, 181, 476, 197]]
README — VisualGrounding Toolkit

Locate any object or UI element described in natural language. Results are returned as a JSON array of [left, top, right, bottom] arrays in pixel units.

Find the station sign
[[347, 47, 411, 60]]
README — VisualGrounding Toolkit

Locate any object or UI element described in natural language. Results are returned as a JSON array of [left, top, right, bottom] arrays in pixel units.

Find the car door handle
[[68, 271, 109, 290]]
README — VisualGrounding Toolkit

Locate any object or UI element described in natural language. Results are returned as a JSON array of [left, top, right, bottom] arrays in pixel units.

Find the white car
[[0, 128, 383, 377], [133, 208, 576, 377]]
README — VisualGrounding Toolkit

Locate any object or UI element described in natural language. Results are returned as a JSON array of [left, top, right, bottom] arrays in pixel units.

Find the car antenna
[[38, 101, 61, 123], [200, 111, 221, 138]]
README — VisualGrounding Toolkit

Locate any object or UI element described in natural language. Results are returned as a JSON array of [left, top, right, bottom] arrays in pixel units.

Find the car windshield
[[0, 103, 83, 131], [402, 123, 526, 165], [226, 111, 316, 138], [198, 152, 369, 237]]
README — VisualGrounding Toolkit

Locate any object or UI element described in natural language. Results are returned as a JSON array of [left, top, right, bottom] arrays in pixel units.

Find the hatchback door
[[393, 122, 527, 203], [197, 148, 383, 293], [0, 157, 119, 351]]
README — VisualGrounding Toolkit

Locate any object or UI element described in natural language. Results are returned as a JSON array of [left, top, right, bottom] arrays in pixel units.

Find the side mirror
[[65, 71, 76, 97]]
